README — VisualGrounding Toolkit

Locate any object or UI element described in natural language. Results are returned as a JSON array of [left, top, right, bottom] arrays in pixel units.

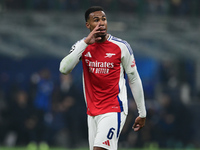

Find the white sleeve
[[122, 44, 146, 118], [59, 39, 88, 74], [127, 67, 146, 118]]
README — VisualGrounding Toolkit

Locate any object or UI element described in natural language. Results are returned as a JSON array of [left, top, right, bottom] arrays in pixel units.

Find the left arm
[[122, 43, 146, 131], [127, 67, 146, 118], [127, 67, 146, 131]]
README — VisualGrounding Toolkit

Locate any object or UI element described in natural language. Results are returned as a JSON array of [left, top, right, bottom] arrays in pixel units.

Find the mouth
[[99, 29, 106, 34]]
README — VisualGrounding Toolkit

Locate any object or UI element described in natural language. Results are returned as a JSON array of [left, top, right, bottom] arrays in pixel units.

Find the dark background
[[0, 0, 200, 149]]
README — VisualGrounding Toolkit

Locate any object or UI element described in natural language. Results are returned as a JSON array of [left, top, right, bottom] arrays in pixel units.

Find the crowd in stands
[[0, 0, 199, 16], [0, 67, 87, 148]]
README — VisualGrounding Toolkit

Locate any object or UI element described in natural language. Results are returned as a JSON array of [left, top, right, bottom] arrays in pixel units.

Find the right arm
[[59, 23, 101, 74], [59, 40, 87, 74]]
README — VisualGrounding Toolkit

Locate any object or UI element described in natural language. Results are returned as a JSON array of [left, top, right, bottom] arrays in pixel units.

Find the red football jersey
[[60, 34, 146, 118], [82, 35, 134, 116]]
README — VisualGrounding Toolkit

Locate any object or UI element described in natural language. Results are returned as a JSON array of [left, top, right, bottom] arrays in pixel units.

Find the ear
[[86, 22, 90, 29]]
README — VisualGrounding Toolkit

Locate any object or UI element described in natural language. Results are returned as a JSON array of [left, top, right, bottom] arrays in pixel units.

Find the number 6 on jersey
[[107, 128, 115, 139]]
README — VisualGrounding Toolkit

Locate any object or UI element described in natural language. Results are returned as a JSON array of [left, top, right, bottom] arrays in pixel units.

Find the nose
[[99, 19, 104, 26]]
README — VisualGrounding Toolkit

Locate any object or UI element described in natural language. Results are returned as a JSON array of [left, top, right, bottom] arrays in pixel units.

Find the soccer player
[[59, 6, 146, 150]]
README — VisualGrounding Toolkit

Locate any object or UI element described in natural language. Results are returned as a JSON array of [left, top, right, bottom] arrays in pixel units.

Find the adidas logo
[[102, 140, 110, 146], [85, 52, 92, 57]]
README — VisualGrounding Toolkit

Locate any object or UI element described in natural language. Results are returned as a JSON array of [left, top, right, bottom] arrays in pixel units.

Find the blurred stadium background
[[0, 0, 200, 150]]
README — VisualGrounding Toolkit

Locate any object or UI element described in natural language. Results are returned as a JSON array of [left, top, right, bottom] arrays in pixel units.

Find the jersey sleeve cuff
[[80, 39, 88, 48], [139, 112, 146, 118]]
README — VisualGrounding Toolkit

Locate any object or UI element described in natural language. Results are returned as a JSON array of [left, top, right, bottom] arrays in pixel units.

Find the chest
[[82, 42, 121, 64]]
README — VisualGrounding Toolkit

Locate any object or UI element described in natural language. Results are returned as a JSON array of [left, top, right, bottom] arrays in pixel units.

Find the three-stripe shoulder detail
[[109, 36, 133, 55]]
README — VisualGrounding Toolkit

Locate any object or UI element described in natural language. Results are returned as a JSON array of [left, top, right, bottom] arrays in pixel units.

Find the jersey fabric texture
[[82, 35, 135, 116]]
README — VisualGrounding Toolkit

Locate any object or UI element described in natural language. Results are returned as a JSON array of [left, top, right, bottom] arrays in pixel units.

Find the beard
[[97, 33, 107, 39]]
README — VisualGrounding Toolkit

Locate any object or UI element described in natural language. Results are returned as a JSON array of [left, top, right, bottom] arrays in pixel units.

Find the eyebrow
[[92, 15, 106, 19]]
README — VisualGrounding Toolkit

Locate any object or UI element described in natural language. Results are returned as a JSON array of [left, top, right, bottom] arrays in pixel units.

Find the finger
[[93, 22, 101, 32], [96, 22, 101, 28], [133, 124, 140, 131], [90, 28, 101, 36], [132, 122, 138, 130], [95, 37, 102, 41], [134, 127, 140, 131], [132, 122, 136, 128], [87, 30, 100, 40]]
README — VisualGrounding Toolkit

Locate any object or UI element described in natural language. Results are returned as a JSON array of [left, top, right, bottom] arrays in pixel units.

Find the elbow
[[59, 65, 71, 75], [59, 61, 67, 74], [59, 66, 69, 75], [59, 68, 66, 74], [59, 56, 75, 74], [59, 66, 66, 74]]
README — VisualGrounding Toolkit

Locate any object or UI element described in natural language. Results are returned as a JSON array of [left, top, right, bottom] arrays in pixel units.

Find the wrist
[[139, 114, 146, 118], [84, 38, 89, 45], [81, 40, 88, 47]]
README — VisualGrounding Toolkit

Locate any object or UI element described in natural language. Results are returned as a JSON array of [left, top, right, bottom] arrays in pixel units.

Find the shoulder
[[108, 35, 133, 55], [73, 37, 86, 47]]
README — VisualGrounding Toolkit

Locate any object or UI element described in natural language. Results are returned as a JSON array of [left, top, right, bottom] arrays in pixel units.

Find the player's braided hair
[[85, 6, 104, 22]]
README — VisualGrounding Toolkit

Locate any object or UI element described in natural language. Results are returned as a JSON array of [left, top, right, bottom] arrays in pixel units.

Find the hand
[[84, 23, 101, 45], [132, 116, 146, 132]]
